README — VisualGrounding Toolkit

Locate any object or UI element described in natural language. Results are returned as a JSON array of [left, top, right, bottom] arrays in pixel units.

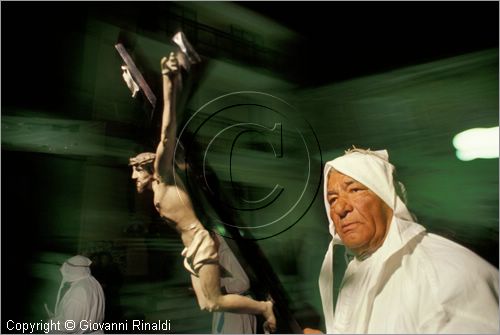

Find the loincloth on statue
[[181, 227, 219, 276]]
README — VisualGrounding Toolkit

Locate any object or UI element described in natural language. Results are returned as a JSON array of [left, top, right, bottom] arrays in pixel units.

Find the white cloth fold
[[121, 65, 140, 98]]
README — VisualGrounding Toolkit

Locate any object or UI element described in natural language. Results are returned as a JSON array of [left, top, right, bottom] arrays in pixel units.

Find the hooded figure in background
[[211, 234, 257, 334], [47, 255, 105, 333], [319, 148, 499, 333]]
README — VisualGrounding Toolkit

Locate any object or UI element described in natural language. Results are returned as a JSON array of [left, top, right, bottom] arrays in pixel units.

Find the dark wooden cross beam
[[115, 43, 157, 117]]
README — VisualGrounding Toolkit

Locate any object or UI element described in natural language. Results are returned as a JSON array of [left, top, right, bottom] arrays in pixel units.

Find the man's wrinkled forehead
[[327, 170, 367, 192]]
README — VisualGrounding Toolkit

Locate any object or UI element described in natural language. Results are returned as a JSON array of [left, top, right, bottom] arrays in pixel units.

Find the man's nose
[[131, 170, 138, 179], [333, 198, 353, 218]]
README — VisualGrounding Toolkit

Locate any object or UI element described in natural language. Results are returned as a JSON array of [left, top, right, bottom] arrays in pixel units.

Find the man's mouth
[[341, 222, 359, 234]]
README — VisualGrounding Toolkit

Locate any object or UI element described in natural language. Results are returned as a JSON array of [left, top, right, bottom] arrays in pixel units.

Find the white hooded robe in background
[[319, 149, 499, 333], [49, 255, 105, 334], [211, 234, 256, 334]]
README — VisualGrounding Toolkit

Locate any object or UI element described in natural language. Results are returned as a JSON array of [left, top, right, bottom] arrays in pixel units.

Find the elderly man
[[318, 148, 499, 333]]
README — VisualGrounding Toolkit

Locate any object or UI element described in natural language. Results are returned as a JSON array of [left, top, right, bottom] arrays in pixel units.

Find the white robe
[[49, 256, 105, 334], [331, 216, 499, 333], [211, 234, 256, 334], [319, 149, 499, 333], [49, 276, 105, 333]]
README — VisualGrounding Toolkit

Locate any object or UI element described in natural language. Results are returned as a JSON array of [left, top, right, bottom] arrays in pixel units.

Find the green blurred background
[[2, 2, 498, 333]]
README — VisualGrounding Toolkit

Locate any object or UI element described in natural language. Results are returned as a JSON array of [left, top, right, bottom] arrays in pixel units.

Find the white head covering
[[319, 148, 415, 333], [54, 255, 92, 314]]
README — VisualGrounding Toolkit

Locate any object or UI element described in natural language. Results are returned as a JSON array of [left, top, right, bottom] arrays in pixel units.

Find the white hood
[[322, 149, 414, 236], [319, 148, 417, 333], [54, 255, 92, 314]]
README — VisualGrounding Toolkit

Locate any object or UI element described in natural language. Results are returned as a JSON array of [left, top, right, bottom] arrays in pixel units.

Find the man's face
[[131, 165, 154, 193], [326, 171, 393, 256]]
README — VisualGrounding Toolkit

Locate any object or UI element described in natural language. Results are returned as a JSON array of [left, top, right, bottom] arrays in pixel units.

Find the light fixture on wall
[[452, 126, 499, 161]]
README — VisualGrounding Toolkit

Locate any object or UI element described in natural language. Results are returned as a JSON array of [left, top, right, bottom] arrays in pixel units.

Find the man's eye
[[329, 198, 337, 205]]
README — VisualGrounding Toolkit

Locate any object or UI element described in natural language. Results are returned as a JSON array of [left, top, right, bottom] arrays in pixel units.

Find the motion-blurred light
[[453, 126, 499, 161]]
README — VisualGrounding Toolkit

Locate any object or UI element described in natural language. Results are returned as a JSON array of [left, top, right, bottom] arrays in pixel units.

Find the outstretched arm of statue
[[155, 52, 180, 183]]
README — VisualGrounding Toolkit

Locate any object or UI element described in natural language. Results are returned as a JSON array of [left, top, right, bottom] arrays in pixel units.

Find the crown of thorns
[[129, 152, 156, 166]]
